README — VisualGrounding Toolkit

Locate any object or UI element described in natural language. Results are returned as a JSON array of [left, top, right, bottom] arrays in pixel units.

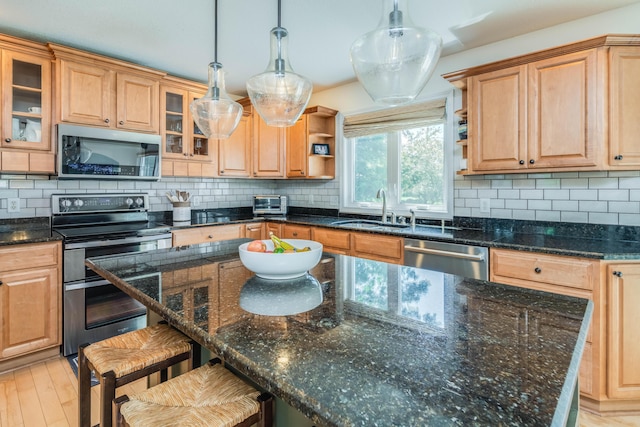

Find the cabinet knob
[[529, 159, 535, 164], [208, 235, 213, 239], [119, 120, 124, 125], [104, 118, 110, 124], [534, 267, 542, 274], [292, 232, 298, 237], [4, 138, 11, 143], [220, 170, 224, 174], [190, 154, 194, 157], [301, 171, 305, 175], [613, 271, 623, 277], [614, 155, 624, 161], [519, 160, 524, 165], [184, 153, 189, 157]]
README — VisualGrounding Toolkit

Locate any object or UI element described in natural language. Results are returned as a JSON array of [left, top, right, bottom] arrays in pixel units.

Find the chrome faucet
[[409, 208, 416, 229], [376, 188, 387, 223]]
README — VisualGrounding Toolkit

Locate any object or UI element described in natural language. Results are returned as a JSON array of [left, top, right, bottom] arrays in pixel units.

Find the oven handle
[[65, 278, 112, 291], [65, 233, 172, 250]]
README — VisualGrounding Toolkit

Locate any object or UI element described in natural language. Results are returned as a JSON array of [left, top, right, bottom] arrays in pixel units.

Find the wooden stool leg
[[113, 395, 130, 427], [78, 344, 92, 427], [101, 370, 117, 427], [258, 392, 274, 427]]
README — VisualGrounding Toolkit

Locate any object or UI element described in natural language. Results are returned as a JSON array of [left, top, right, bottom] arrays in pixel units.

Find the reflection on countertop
[[86, 239, 590, 427]]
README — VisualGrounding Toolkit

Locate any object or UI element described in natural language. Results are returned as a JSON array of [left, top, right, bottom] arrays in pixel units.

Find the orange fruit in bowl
[[246, 240, 267, 252]]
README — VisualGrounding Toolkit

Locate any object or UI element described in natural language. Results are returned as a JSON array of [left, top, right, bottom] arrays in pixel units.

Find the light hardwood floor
[[0, 355, 639, 426], [0, 356, 146, 427]]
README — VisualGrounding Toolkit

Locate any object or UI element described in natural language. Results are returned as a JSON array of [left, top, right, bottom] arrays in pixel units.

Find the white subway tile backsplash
[[589, 212, 618, 224], [560, 211, 588, 223], [543, 189, 570, 200], [589, 177, 619, 188], [497, 189, 520, 199], [608, 201, 640, 214], [552, 200, 579, 211], [528, 200, 552, 210], [512, 209, 536, 220], [536, 210, 561, 221], [570, 189, 598, 200], [598, 189, 629, 201], [535, 179, 561, 189], [559, 178, 589, 188], [520, 189, 544, 199], [579, 200, 607, 212]]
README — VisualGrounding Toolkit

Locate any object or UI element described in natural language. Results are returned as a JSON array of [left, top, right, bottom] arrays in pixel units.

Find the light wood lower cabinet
[[282, 224, 311, 239], [245, 223, 264, 240], [0, 241, 61, 362], [490, 248, 600, 400], [311, 227, 351, 255], [172, 224, 245, 246], [350, 232, 403, 264], [605, 262, 640, 400]]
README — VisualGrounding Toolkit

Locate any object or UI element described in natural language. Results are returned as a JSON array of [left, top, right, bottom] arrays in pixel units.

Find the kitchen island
[[86, 239, 591, 427]]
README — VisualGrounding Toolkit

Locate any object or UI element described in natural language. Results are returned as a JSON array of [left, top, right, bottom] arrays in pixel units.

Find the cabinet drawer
[[282, 224, 311, 239], [312, 228, 350, 250], [0, 242, 60, 271], [490, 249, 596, 291], [172, 224, 244, 246], [351, 232, 403, 264]]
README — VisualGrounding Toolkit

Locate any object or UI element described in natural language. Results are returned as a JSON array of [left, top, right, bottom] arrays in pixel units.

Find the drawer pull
[[292, 232, 298, 236], [534, 267, 542, 274], [613, 271, 623, 277]]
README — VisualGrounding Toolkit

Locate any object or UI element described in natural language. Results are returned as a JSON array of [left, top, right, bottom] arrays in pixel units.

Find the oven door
[[63, 277, 151, 356], [63, 234, 171, 283]]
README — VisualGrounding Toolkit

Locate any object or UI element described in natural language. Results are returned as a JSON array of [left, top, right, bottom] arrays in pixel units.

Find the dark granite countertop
[[86, 240, 591, 427], [0, 218, 61, 246]]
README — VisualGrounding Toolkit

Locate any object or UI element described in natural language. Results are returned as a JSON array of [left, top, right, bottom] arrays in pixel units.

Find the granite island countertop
[[0, 218, 61, 246], [86, 239, 592, 427]]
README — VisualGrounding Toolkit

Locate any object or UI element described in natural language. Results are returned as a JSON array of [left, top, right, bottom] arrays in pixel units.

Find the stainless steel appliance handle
[[404, 245, 485, 262], [65, 233, 172, 249], [65, 278, 112, 291]]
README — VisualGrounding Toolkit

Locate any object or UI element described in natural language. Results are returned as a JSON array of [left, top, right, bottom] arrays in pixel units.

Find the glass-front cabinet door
[[190, 92, 212, 162], [1, 50, 52, 151], [161, 86, 187, 159]]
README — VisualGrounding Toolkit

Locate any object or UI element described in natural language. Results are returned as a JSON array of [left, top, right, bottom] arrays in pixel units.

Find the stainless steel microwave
[[57, 124, 161, 180], [253, 195, 287, 216]]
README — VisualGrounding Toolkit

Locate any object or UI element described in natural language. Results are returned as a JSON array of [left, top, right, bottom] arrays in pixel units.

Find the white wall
[[306, 2, 640, 226], [2, 3, 640, 224]]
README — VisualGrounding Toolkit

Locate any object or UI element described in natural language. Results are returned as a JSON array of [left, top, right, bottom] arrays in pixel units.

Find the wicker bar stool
[[114, 358, 274, 427], [78, 323, 200, 427]]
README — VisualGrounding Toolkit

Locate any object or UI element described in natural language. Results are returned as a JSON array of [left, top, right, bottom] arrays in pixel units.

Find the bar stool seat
[[115, 359, 273, 427], [79, 323, 198, 427]]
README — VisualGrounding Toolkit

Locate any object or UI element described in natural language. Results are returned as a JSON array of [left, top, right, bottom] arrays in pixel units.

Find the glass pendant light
[[350, 0, 442, 106], [246, 0, 312, 127], [190, 0, 243, 139]]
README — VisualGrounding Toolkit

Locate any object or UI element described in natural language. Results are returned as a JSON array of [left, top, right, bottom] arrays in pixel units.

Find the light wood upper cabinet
[[49, 43, 163, 134], [468, 65, 526, 171], [286, 106, 338, 179], [609, 46, 640, 168], [0, 35, 55, 174], [443, 35, 640, 175], [252, 112, 285, 177], [467, 49, 601, 172], [527, 49, 600, 169], [605, 262, 640, 400], [0, 242, 61, 361], [160, 80, 216, 178], [219, 112, 252, 177]]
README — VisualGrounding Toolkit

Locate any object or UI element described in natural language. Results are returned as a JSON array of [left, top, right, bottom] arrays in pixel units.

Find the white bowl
[[238, 239, 323, 279]]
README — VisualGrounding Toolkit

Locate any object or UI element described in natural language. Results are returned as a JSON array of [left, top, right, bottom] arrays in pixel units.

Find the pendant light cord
[[277, 0, 282, 28], [214, 0, 219, 63]]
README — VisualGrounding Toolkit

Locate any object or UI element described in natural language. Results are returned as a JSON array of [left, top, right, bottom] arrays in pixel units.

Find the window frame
[[340, 91, 455, 220]]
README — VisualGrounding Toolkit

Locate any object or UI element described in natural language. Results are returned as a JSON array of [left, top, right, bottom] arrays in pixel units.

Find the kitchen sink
[[331, 219, 410, 232]]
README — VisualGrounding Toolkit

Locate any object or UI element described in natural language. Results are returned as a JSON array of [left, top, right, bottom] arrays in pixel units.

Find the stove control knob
[[60, 199, 72, 208], [125, 198, 134, 207], [73, 199, 84, 208], [135, 197, 144, 207]]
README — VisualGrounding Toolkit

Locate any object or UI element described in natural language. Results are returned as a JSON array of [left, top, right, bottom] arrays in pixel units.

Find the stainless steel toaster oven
[[253, 195, 287, 216]]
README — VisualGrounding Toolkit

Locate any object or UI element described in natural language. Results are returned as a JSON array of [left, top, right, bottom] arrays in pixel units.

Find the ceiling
[[0, 0, 638, 97]]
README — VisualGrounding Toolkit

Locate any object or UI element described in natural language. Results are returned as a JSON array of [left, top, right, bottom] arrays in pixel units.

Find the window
[[341, 94, 454, 219]]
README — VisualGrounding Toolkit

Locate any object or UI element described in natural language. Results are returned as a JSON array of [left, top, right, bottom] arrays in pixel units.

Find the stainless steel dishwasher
[[403, 239, 489, 280]]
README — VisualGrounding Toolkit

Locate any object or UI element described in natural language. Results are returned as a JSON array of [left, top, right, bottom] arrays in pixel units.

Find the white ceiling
[[0, 0, 638, 97]]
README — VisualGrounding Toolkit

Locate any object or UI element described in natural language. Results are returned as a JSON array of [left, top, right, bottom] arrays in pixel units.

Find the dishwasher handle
[[404, 245, 486, 262]]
